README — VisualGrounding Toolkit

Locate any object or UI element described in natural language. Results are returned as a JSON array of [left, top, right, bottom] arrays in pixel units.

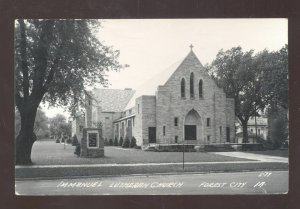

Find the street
[[15, 170, 288, 195]]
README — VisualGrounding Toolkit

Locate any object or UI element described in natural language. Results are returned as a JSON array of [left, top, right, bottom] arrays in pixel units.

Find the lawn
[[30, 140, 252, 165]]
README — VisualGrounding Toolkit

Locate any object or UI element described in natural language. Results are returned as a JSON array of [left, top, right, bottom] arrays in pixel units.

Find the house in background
[[80, 46, 236, 147], [235, 116, 268, 143]]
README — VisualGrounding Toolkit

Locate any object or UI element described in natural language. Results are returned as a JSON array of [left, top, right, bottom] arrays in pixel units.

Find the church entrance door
[[184, 125, 196, 140], [184, 109, 201, 141]]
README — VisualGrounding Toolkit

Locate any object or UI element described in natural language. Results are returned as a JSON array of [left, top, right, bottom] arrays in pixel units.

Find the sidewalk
[[212, 152, 288, 163]]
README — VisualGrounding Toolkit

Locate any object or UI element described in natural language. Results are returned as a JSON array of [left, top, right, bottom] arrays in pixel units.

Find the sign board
[[88, 133, 98, 147]]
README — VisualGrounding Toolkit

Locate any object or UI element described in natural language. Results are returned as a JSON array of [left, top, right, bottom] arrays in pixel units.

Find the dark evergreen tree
[[72, 134, 79, 146], [113, 137, 118, 146], [130, 136, 137, 148], [122, 136, 130, 148], [109, 138, 113, 146], [119, 137, 123, 146]]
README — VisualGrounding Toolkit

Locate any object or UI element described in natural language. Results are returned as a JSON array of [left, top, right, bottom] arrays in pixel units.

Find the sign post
[[182, 141, 185, 171]]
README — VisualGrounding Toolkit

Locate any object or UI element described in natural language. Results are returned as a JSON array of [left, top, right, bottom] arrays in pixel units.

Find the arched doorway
[[184, 109, 201, 141]]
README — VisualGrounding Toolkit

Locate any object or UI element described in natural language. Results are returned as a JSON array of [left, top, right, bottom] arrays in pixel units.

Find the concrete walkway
[[212, 152, 288, 163]]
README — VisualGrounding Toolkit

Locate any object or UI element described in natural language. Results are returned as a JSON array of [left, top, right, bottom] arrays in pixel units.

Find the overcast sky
[[42, 18, 288, 118]]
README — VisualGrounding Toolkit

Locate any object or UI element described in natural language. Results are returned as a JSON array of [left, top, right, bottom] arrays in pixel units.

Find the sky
[[41, 18, 288, 119]]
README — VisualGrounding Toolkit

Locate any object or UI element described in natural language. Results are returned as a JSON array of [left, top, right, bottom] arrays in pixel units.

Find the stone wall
[[133, 97, 143, 146], [141, 96, 156, 144]]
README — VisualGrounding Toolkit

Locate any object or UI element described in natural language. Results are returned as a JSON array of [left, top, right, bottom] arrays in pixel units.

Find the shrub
[[66, 136, 72, 144], [113, 137, 118, 146], [74, 143, 81, 157], [104, 138, 109, 146], [119, 137, 124, 146], [109, 138, 113, 146], [130, 136, 137, 148], [55, 138, 60, 143], [122, 136, 130, 148], [72, 135, 79, 146]]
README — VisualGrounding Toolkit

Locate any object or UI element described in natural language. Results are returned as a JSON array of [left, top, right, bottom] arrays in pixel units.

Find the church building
[[77, 46, 235, 148]]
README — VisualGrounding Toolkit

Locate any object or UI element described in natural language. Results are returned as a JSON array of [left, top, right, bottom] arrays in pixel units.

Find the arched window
[[190, 72, 194, 98], [199, 79, 203, 98], [181, 78, 185, 98]]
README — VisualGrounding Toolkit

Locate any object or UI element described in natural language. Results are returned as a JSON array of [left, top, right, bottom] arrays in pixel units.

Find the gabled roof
[[125, 50, 205, 109], [248, 117, 268, 126], [89, 88, 135, 112]]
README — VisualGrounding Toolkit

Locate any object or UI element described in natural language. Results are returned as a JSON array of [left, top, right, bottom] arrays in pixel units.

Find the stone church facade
[[77, 47, 235, 147]]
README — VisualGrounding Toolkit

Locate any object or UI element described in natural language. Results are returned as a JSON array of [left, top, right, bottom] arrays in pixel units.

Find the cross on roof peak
[[189, 44, 194, 51]]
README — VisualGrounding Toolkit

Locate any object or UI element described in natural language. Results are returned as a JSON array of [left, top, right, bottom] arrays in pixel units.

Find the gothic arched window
[[190, 72, 194, 98], [199, 79, 203, 98], [181, 78, 185, 98]]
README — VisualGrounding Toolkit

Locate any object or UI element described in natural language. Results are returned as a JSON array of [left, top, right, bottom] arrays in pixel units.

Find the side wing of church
[[79, 48, 235, 147]]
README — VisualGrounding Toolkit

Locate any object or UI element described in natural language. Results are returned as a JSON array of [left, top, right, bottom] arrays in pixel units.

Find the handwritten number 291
[[259, 172, 272, 178]]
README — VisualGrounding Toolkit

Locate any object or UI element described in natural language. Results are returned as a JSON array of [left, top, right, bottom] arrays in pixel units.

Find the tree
[[260, 45, 288, 110], [130, 136, 137, 148], [122, 136, 130, 148], [15, 107, 49, 139], [72, 134, 79, 146], [49, 114, 67, 139], [267, 106, 288, 149], [208, 47, 265, 143], [259, 45, 288, 147], [118, 136, 124, 146], [114, 137, 119, 146], [15, 20, 124, 164]]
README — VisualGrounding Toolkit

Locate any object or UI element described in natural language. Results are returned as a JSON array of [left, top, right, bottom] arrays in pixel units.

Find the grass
[[31, 140, 252, 165]]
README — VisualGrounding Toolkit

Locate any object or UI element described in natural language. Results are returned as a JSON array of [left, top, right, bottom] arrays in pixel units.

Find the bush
[[122, 136, 130, 148], [113, 137, 118, 146], [119, 137, 124, 146], [74, 143, 81, 157], [66, 136, 72, 144], [104, 138, 109, 146], [109, 138, 113, 146], [55, 138, 60, 143], [130, 136, 137, 148], [72, 135, 79, 146]]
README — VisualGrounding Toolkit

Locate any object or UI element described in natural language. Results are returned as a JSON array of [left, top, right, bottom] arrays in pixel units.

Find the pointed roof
[[125, 48, 205, 110], [89, 88, 135, 112]]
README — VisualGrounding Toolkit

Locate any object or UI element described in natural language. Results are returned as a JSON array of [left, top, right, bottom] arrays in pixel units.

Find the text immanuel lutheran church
[[73, 46, 235, 147]]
